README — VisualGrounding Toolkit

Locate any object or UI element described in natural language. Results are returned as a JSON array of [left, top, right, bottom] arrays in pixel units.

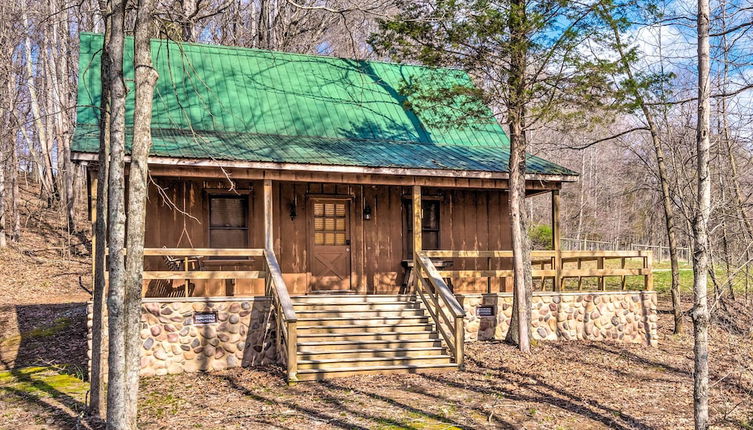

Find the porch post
[[412, 185, 422, 290], [551, 190, 561, 291], [263, 179, 273, 252], [89, 169, 97, 284]]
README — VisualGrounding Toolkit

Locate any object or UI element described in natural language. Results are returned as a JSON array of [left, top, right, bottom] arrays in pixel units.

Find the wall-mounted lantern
[[363, 205, 372, 221], [289, 196, 298, 220]]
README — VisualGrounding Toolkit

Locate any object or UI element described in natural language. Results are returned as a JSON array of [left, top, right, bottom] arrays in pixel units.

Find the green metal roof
[[73, 33, 576, 177]]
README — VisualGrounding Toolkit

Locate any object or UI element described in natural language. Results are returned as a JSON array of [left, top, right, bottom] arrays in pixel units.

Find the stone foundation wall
[[88, 297, 276, 377], [458, 291, 658, 346], [88, 291, 657, 378]]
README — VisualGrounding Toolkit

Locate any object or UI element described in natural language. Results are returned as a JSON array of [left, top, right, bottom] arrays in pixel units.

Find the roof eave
[[71, 152, 579, 183]]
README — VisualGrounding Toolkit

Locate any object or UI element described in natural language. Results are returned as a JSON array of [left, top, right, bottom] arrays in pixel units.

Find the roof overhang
[[72, 152, 579, 185]]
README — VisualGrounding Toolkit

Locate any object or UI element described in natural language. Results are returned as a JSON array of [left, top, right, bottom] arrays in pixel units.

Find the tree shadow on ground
[[0, 303, 88, 371], [414, 351, 654, 430], [0, 303, 92, 428]]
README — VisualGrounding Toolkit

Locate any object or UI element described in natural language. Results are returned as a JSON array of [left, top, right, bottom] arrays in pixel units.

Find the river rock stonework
[[88, 292, 657, 378], [88, 297, 276, 377], [458, 291, 658, 346]]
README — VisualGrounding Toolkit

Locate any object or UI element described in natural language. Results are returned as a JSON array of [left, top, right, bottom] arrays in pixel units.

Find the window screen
[[209, 195, 249, 249], [405, 199, 440, 257]]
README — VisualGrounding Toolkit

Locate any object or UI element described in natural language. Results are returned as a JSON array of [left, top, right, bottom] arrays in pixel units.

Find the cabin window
[[405, 199, 440, 257], [208, 195, 249, 249]]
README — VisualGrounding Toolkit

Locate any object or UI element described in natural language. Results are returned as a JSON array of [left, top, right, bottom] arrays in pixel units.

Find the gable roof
[[72, 33, 577, 178]]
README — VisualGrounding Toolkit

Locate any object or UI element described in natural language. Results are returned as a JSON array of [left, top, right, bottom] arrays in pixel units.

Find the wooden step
[[297, 347, 447, 361], [297, 339, 444, 351], [294, 363, 458, 381], [295, 309, 426, 318], [293, 302, 421, 311], [297, 331, 439, 342], [290, 294, 416, 304], [297, 323, 434, 334], [297, 355, 452, 370], [297, 316, 430, 326]]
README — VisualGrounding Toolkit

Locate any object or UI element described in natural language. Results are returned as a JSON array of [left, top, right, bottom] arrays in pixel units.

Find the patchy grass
[[0, 318, 72, 348], [0, 366, 88, 398]]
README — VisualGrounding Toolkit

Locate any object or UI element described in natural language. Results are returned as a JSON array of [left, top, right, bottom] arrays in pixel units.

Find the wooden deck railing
[[422, 250, 654, 291], [139, 247, 298, 382], [414, 253, 466, 367], [141, 248, 266, 297], [263, 249, 298, 384]]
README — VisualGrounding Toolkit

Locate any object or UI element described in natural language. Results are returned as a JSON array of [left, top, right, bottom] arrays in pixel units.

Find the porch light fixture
[[289, 196, 298, 220], [363, 205, 372, 220]]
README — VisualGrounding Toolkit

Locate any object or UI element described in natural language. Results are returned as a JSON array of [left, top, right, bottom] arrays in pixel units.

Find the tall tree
[[90, 0, 112, 418], [371, 0, 625, 350], [599, 6, 684, 334], [123, 0, 158, 424], [105, 0, 129, 426], [693, 0, 711, 427]]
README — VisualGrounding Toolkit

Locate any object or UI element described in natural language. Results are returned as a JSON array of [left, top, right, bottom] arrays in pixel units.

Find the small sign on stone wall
[[193, 311, 217, 325], [477, 305, 495, 317]]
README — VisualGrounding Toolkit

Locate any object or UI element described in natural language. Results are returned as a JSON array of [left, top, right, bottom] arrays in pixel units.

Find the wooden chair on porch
[[142, 254, 203, 298]]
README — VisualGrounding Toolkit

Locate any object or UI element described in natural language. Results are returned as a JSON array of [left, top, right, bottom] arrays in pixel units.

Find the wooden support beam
[[89, 170, 98, 284], [552, 190, 561, 291], [264, 179, 273, 251], [142, 270, 266, 280], [644, 254, 654, 290], [412, 185, 422, 290], [597, 257, 605, 290], [143, 248, 264, 257]]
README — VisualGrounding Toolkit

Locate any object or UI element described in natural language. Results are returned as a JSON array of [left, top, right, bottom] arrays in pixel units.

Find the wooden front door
[[309, 199, 352, 291]]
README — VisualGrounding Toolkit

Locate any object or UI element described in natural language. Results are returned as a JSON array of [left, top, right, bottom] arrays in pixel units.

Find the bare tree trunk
[[504, 0, 532, 353], [0, 145, 6, 248], [602, 12, 683, 334], [10, 137, 19, 242], [6, 74, 19, 242], [90, 1, 112, 418], [123, 0, 158, 425], [22, 11, 56, 200], [693, 1, 711, 428], [105, 0, 129, 427], [181, 0, 197, 41]]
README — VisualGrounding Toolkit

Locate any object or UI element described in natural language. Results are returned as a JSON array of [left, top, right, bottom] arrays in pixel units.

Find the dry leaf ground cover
[[1, 187, 752, 429], [133, 300, 753, 430]]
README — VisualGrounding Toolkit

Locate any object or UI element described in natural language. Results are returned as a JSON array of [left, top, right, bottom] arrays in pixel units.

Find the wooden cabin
[[73, 34, 655, 382]]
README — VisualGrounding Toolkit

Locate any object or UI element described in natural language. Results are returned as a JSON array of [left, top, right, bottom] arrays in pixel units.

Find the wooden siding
[[143, 178, 513, 296]]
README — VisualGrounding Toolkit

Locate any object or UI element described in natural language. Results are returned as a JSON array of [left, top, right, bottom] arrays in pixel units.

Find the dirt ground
[[0, 187, 752, 429]]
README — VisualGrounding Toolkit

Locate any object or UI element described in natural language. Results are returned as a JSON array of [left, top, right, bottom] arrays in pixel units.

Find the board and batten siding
[[143, 178, 513, 296]]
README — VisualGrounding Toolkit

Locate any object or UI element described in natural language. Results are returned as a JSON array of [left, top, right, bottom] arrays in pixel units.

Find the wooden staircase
[[290, 294, 458, 381]]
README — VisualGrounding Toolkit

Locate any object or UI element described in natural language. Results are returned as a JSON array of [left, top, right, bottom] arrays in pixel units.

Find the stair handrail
[[414, 252, 465, 367], [263, 249, 298, 383]]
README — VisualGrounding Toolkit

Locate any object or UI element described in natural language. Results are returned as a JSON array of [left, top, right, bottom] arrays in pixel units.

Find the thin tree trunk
[[22, 12, 56, 199], [10, 136, 19, 242], [123, 0, 158, 425], [693, 1, 711, 428], [89, 1, 112, 417], [602, 12, 683, 334], [504, 0, 531, 353], [0, 144, 6, 248], [106, 0, 129, 427]]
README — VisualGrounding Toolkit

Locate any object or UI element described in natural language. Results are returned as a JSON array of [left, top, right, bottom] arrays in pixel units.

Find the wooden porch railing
[[422, 250, 654, 291], [141, 248, 266, 297], [139, 247, 298, 383], [263, 249, 298, 384], [414, 253, 466, 367]]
